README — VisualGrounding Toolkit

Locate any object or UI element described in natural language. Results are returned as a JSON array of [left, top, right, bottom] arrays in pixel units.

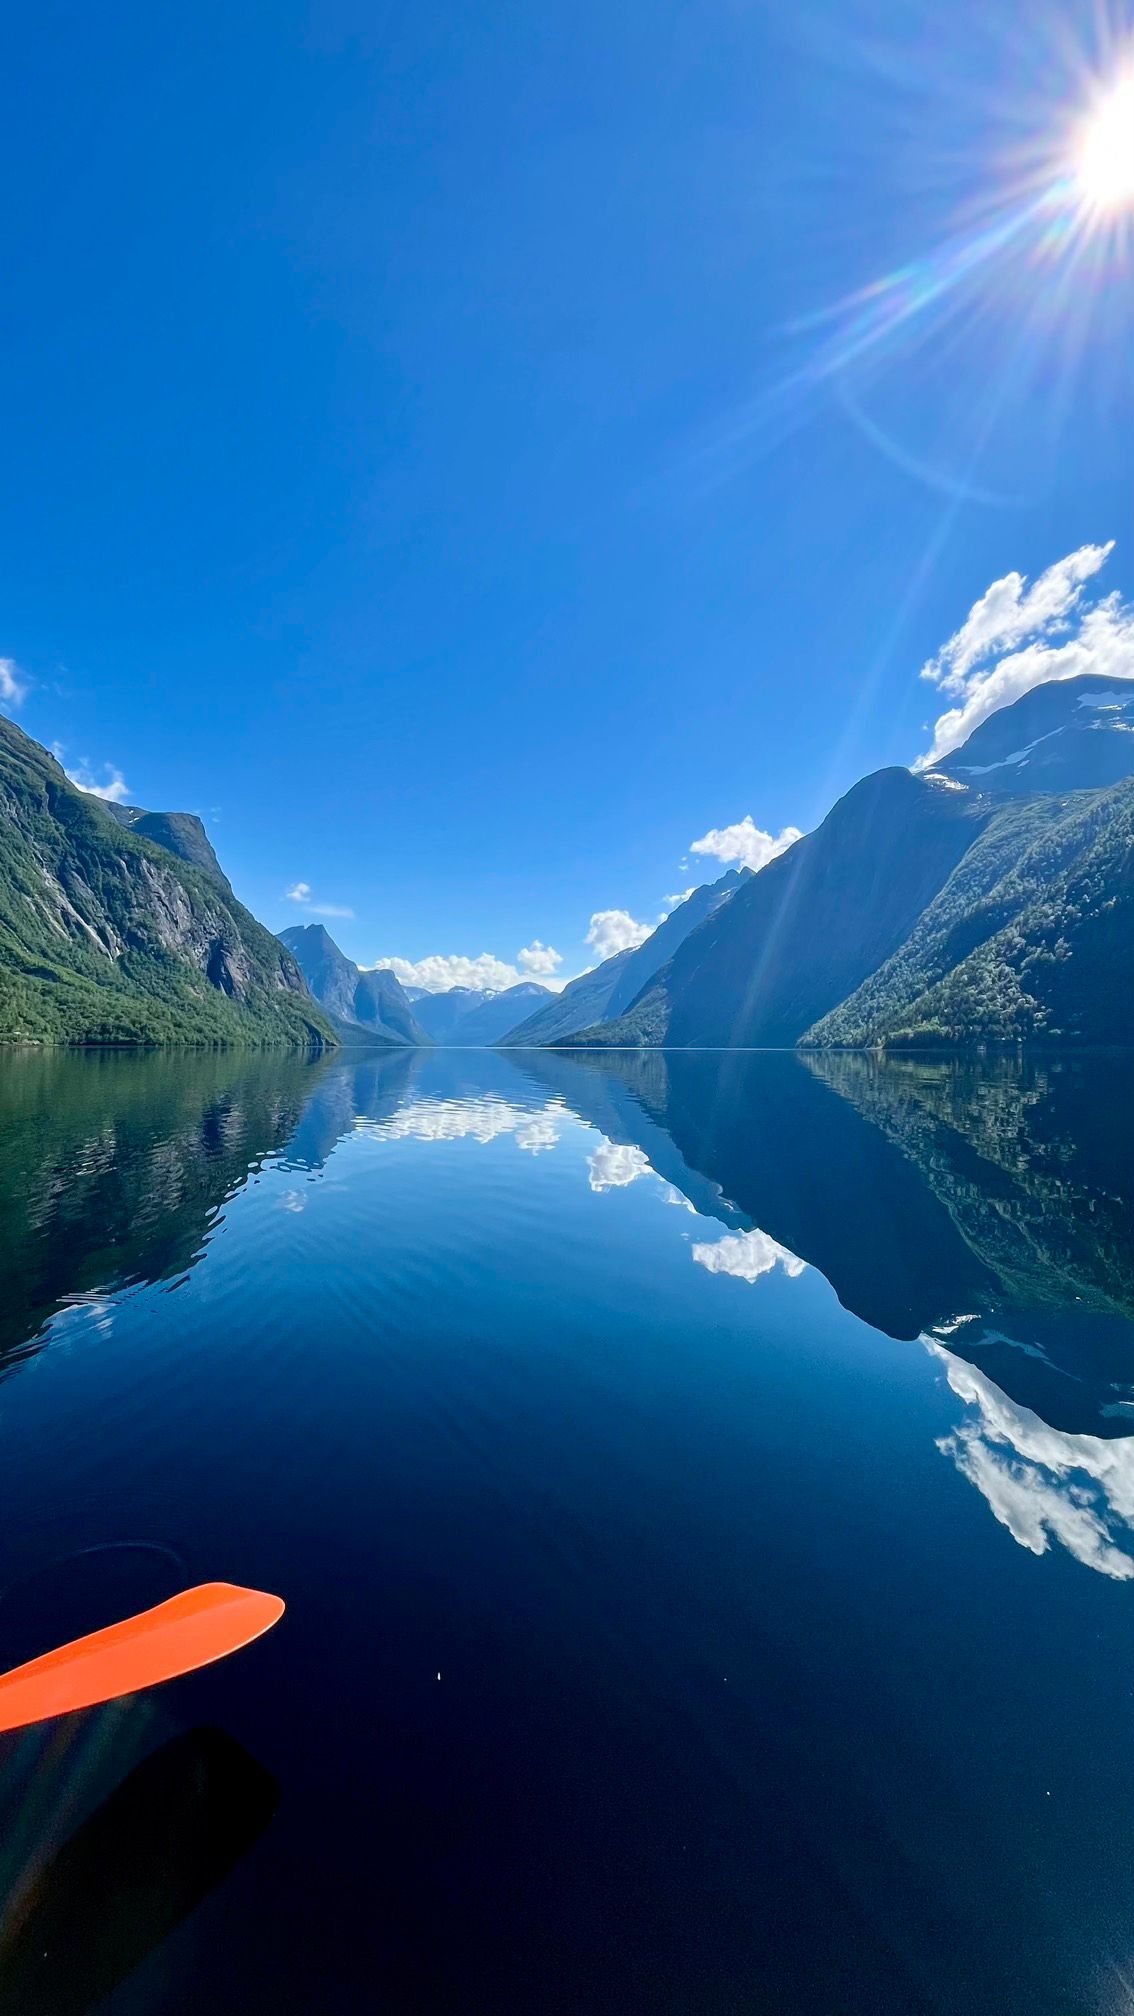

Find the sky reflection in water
[[3, 1044, 1134, 2013]]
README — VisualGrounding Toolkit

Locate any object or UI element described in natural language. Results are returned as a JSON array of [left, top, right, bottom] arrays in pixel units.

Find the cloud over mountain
[[0, 658, 27, 708], [54, 747, 131, 803], [585, 909, 652, 959], [517, 939, 563, 977], [917, 540, 1134, 768], [374, 947, 567, 993], [689, 816, 802, 874]]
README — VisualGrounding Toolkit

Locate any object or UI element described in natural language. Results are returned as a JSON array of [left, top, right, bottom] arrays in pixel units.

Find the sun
[[1074, 71, 1134, 214]]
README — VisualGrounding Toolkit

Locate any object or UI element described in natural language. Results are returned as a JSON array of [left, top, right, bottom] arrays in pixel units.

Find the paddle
[[0, 1582, 284, 1734]]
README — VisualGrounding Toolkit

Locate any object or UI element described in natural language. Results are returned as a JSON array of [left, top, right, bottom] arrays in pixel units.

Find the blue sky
[[3, 0, 1132, 988]]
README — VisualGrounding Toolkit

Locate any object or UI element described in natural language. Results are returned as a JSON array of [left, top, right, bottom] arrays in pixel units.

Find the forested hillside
[[0, 716, 335, 1046]]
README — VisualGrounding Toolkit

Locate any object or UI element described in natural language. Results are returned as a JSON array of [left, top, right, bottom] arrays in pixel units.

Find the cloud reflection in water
[[691, 1229, 807, 1286], [929, 1342, 1134, 1580]]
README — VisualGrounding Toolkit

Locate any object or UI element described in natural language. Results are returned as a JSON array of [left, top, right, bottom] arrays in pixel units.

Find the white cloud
[[928, 1342, 1134, 1580], [663, 887, 697, 911], [916, 541, 1134, 767], [691, 1228, 806, 1283], [517, 939, 563, 978], [285, 881, 354, 919], [921, 542, 1113, 689], [586, 909, 653, 960], [374, 952, 528, 994], [689, 817, 803, 875], [60, 753, 131, 803], [587, 1139, 654, 1191], [0, 657, 27, 707], [371, 944, 569, 994]]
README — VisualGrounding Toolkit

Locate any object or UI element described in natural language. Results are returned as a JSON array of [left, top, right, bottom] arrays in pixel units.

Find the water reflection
[[5, 1044, 1134, 2004], [518, 1047, 1134, 1442], [586, 1140, 652, 1191], [523, 1046, 1134, 1570], [4, 1042, 1134, 1577], [930, 1344, 1134, 1580], [0, 1049, 329, 1381], [691, 1228, 807, 1284]]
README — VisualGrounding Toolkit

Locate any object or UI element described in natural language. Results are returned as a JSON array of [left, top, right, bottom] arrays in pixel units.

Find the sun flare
[[1074, 71, 1134, 214]]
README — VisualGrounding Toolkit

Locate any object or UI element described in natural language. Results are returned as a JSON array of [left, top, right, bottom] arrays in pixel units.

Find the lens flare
[[1074, 71, 1134, 214]]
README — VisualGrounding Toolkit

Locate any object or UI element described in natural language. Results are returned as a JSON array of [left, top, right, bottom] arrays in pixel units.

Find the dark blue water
[[2, 1044, 1134, 2013]]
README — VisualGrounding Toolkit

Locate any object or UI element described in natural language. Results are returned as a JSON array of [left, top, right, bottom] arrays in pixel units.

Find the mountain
[[501, 948, 635, 1045], [410, 987, 492, 1042], [932, 674, 1134, 797], [102, 801, 229, 886], [806, 776, 1134, 1046], [602, 869, 751, 1019], [445, 982, 553, 1043], [568, 767, 990, 1048], [0, 715, 335, 1047], [354, 966, 431, 1043], [278, 924, 430, 1045], [410, 983, 552, 1043], [501, 870, 750, 1047], [563, 677, 1134, 1052]]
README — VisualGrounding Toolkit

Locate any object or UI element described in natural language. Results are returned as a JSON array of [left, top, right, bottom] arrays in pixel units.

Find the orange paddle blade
[[0, 1582, 285, 1734]]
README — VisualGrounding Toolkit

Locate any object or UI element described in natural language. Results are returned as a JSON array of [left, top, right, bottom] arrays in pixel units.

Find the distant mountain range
[[279, 924, 430, 1046], [281, 946, 554, 1046], [411, 981, 552, 1044], [2, 674, 1131, 1050], [559, 677, 1134, 1050], [0, 716, 335, 1047]]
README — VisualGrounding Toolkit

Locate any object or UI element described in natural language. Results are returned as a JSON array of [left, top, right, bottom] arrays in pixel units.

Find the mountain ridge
[[555, 677, 1134, 1052], [279, 923, 430, 1045]]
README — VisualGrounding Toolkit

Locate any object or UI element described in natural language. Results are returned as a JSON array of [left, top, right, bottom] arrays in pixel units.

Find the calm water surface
[[2, 1044, 1134, 2013]]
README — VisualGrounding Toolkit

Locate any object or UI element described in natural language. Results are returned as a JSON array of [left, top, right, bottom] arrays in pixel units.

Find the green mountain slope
[[810, 779, 1134, 1046], [804, 783, 1133, 1045], [0, 715, 335, 1046]]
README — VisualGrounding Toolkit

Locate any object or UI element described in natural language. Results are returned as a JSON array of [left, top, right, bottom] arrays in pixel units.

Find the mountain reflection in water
[[520, 1046, 1134, 1577], [6, 1043, 1134, 1580], [4, 1043, 1134, 2012]]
